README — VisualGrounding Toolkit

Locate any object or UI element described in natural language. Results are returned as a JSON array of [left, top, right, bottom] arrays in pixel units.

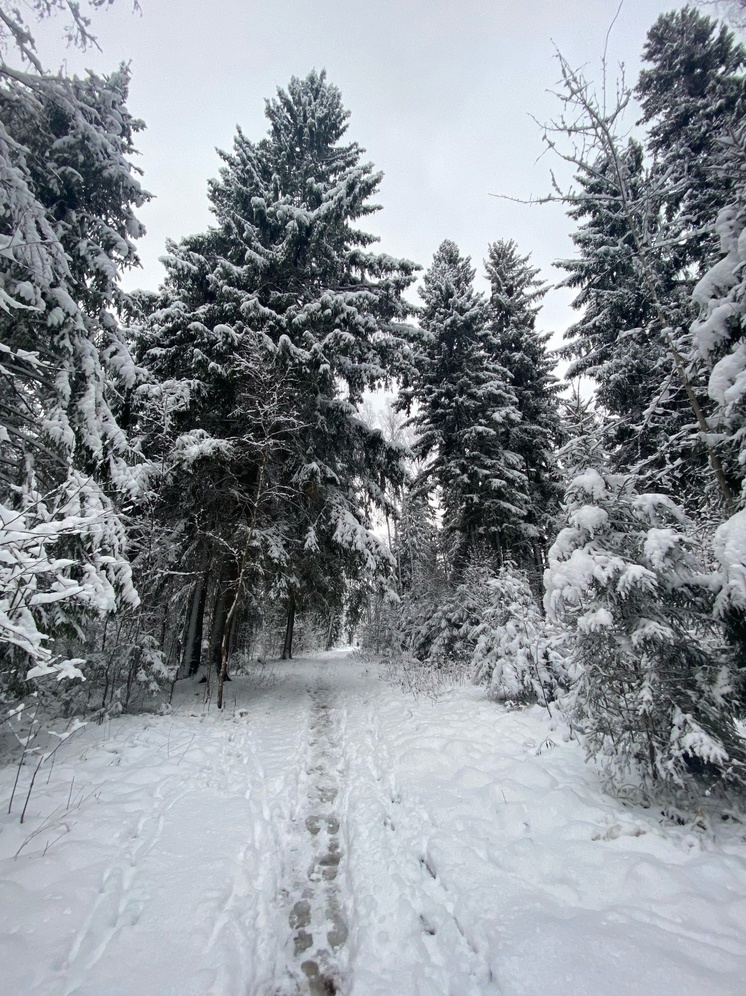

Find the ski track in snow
[[2, 650, 746, 995]]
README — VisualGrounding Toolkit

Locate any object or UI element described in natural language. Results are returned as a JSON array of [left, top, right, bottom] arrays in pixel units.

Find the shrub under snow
[[472, 566, 556, 706], [545, 470, 745, 797]]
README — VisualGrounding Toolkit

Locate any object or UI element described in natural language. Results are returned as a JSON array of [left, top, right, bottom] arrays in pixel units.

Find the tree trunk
[[183, 570, 208, 677], [210, 586, 230, 677], [325, 613, 335, 651], [217, 587, 237, 710], [281, 596, 296, 660], [227, 608, 240, 657], [393, 512, 403, 594], [218, 443, 270, 707]]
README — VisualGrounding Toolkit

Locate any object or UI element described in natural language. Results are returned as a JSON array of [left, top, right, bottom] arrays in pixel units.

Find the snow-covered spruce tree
[[135, 326, 307, 706], [690, 121, 746, 684], [0, 16, 148, 691], [273, 400, 408, 662], [555, 138, 684, 478], [637, 6, 746, 283], [556, 383, 608, 481], [471, 563, 556, 707], [550, 47, 737, 512], [635, 6, 745, 500], [395, 242, 560, 683], [399, 239, 525, 571], [690, 123, 746, 506], [484, 239, 562, 581], [137, 72, 417, 696], [545, 469, 745, 797]]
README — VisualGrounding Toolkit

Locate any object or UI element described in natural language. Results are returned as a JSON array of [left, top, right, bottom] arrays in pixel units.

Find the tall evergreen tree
[[484, 239, 562, 575], [556, 139, 693, 480], [637, 5, 746, 280], [137, 71, 417, 691], [399, 239, 524, 569], [635, 5, 746, 506], [0, 55, 148, 682], [689, 120, 746, 683], [551, 31, 740, 509]]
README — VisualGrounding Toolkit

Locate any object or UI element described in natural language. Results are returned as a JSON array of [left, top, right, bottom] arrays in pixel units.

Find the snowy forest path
[[3, 651, 746, 996], [280, 665, 350, 994]]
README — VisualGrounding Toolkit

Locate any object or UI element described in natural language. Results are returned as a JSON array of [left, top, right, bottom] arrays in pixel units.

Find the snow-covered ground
[[1, 650, 745, 995]]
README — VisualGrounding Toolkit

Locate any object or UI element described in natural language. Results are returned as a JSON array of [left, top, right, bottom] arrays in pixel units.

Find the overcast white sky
[[33, 0, 691, 339]]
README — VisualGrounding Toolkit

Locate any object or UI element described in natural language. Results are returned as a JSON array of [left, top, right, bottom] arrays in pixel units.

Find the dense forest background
[[2, 0, 746, 805]]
